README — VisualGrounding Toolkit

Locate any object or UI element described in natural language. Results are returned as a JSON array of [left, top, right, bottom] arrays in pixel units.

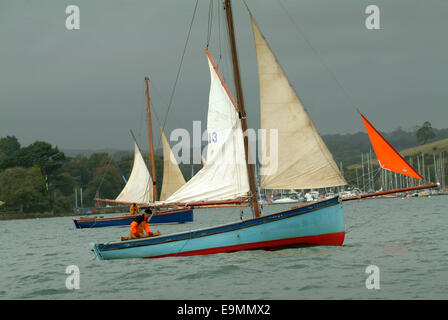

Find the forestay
[[250, 15, 346, 190]]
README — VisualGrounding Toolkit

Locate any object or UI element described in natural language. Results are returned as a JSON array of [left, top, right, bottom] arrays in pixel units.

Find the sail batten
[[360, 113, 423, 180], [115, 141, 153, 204], [250, 15, 346, 190]]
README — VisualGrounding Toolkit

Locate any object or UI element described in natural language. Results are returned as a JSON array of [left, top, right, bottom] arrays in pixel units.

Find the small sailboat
[[90, 1, 346, 259], [342, 113, 438, 201], [74, 78, 193, 229]]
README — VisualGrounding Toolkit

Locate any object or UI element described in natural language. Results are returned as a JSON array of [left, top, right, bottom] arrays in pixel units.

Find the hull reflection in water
[[90, 197, 344, 260]]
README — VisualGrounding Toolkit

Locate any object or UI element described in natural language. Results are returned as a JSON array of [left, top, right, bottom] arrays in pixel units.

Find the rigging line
[[218, 1, 233, 79], [147, 81, 183, 180], [143, 79, 184, 162], [217, 0, 222, 65], [220, 4, 235, 98], [145, 76, 182, 131], [206, 0, 214, 47], [150, 99, 162, 131], [275, 0, 361, 114], [157, 0, 199, 153], [343, 164, 382, 186], [94, 155, 115, 198], [139, 91, 146, 139], [148, 96, 168, 156], [142, 79, 163, 133]]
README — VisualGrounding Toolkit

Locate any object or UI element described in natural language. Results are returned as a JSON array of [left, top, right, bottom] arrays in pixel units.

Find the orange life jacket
[[130, 204, 139, 214], [130, 220, 152, 237]]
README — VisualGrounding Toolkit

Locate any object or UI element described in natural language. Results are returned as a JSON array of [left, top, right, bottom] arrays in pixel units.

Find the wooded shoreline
[[0, 205, 129, 221]]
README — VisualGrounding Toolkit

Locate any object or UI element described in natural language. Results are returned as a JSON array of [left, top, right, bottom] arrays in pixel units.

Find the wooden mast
[[224, 0, 260, 218], [144, 76, 158, 202]]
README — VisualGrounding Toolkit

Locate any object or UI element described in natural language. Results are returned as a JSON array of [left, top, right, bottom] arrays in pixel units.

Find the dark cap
[[144, 208, 152, 214]]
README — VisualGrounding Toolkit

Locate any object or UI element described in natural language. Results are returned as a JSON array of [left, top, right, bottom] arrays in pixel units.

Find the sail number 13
[[208, 131, 218, 144]]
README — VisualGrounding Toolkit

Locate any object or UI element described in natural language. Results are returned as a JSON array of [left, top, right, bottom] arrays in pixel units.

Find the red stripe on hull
[[143, 232, 345, 259]]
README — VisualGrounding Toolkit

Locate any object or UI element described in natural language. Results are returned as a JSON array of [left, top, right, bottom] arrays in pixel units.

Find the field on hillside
[[400, 138, 448, 157]]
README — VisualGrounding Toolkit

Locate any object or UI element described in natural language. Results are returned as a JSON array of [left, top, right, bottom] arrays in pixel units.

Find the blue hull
[[74, 208, 193, 229], [90, 197, 345, 260]]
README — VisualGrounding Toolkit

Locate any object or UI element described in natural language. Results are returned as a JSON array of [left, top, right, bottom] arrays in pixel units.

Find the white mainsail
[[250, 15, 346, 190], [160, 55, 250, 204], [115, 141, 153, 204], [159, 128, 187, 201]]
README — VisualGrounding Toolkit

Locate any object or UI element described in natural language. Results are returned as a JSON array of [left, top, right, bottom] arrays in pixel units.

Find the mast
[[224, 0, 260, 218], [439, 151, 445, 191], [144, 76, 158, 202], [361, 153, 365, 192], [433, 152, 438, 183], [355, 167, 359, 190]]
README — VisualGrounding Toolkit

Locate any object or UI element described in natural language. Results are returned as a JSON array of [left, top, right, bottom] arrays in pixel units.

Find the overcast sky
[[1, 0, 447, 153]]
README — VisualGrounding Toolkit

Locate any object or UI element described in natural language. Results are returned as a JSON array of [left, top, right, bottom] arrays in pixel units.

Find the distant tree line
[[0, 136, 192, 214], [325, 121, 447, 191], [0, 121, 445, 214], [323, 121, 444, 167]]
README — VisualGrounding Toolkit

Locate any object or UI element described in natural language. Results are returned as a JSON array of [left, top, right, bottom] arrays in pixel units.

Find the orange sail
[[360, 113, 423, 180]]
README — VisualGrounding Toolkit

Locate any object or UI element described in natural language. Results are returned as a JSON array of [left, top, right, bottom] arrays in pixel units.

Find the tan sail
[[115, 141, 153, 204], [250, 15, 346, 190], [159, 128, 187, 201]]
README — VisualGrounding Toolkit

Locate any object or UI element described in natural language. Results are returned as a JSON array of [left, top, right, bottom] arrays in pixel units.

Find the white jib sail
[[160, 56, 250, 204], [250, 15, 346, 190], [159, 128, 187, 201], [115, 141, 153, 204]]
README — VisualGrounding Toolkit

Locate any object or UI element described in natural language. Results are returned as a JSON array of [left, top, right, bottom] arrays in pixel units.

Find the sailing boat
[[90, 1, 347, 259], [342, 113, 438, 201], [73, 78, 193, 229]]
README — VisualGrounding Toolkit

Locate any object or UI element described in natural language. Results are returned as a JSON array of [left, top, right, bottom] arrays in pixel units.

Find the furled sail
[[250, 15, 346, 190], [159, 128, 187, 201], [160, 55, 249, 204], [115, 141, 153, 203], [360, 113, 423, 180]]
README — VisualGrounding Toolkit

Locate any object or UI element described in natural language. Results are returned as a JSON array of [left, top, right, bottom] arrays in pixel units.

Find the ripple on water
[[21, 288, 69, 299], [2, 197, 448, 299]]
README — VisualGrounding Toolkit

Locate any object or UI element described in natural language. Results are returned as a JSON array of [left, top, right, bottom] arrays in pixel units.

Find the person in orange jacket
[[121, 209, 160, 241], [129, 203, 139, 215]]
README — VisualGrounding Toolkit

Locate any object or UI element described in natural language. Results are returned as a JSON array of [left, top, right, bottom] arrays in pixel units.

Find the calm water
[[1, 196, 447, 300]]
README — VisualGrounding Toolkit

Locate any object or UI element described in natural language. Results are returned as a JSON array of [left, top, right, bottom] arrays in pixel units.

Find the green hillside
[[400, 138, 448, 157], [344, 138, 448, 190]]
